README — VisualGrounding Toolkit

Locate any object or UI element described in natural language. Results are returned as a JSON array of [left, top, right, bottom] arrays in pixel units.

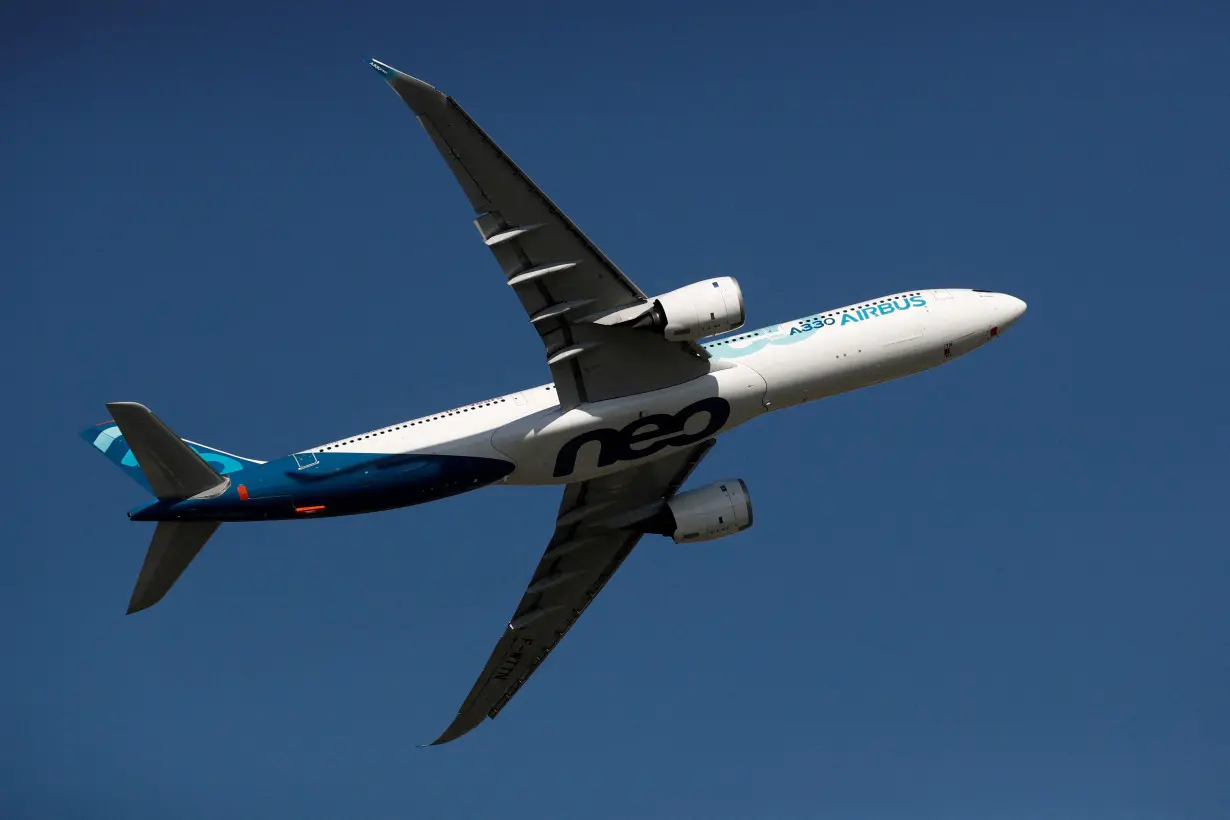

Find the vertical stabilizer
[[104, 402, 225, 499]]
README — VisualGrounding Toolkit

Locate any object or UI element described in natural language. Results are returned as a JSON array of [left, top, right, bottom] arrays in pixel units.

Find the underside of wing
[[370, 60, 711, 408], [431, 440, 716, 745]]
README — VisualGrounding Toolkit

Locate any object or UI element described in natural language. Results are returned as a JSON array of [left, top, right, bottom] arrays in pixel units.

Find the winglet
[[366, 58, 446, 116], [427, 707, 490, 746]]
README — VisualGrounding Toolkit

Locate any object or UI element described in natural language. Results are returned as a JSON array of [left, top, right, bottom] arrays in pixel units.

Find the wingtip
[[126, 591, 158, 615], [427, 714, 485, 746], [365, 58, 444, 113], [368, 57, 416, 85]]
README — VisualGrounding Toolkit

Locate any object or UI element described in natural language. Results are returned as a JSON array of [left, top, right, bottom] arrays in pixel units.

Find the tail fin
[[103, 402, 224, 499], [129, 520, 221, 613], [81, 403, 262, 496], [80, 402, 259, 613]]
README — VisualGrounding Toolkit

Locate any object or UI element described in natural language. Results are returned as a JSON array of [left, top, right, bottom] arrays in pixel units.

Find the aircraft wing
[[430, 439, 716, 745], [371, 59, 710, 410]]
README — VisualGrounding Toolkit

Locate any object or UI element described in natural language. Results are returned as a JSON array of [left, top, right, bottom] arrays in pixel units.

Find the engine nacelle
[[659, 479, 753, 544], [639, 277, 745, 341]]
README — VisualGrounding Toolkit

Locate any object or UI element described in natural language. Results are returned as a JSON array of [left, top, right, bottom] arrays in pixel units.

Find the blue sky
[[4, 2, 1228, 817]]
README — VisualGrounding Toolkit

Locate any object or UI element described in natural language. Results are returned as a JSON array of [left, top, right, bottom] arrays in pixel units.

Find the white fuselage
[[305, 289, 1026, 484]]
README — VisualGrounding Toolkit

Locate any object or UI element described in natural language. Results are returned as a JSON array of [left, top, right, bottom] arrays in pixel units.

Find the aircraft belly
[[158, 451, 516, 521], [494, 363, 768, 485]]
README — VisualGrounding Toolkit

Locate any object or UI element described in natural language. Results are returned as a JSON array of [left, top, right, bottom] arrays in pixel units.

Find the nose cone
[[1000, 294, 1027, 329]]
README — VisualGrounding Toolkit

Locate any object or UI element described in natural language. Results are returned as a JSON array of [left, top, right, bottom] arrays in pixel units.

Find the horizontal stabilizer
[[106, 402, 224, 500], [128, 520, 220, 614]]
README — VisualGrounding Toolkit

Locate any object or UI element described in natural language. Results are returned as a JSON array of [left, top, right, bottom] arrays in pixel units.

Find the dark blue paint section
[[81, 423, 514, 521], [127, 452, 515, 521]]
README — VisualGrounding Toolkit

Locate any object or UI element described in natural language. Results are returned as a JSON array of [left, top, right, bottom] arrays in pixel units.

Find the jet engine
[[641, 479, 753, 543], [635, 277, 745, 341]]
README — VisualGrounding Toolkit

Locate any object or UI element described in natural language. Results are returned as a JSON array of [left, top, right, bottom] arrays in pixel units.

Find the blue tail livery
[[81, 414, 263, 495], [81, 402, 262, 612]]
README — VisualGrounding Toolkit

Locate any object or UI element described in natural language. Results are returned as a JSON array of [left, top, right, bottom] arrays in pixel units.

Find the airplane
[[80, 59, 1027, 745]]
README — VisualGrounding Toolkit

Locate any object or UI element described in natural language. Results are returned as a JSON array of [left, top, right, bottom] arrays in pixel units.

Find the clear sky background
[[3, 1, 1228, 817]]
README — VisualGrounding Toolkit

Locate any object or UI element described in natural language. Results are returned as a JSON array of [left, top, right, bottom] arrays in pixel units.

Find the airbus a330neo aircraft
[[81, 59, 1026, 744]]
